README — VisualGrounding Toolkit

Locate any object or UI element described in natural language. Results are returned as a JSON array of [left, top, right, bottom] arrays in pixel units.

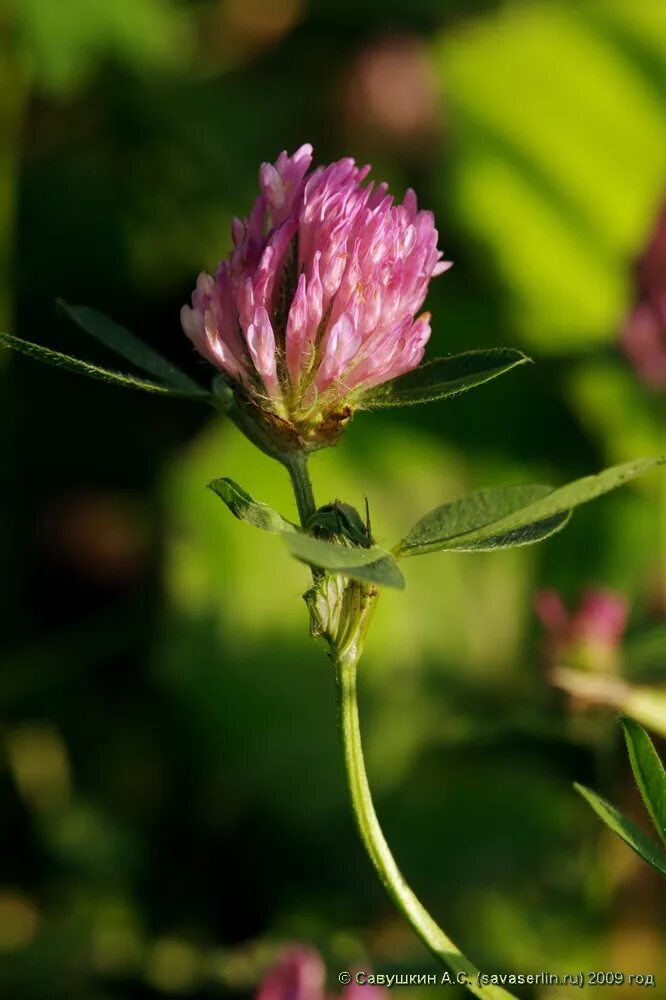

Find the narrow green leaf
[[398, 484, 571, 556], [58, 300, 205, 394], [207, 478, 296, 534], [397, 458, 663, 557], [355, 349, 531, 409], [622, 718, 666, 846], [282, 532, 405, 590], [575, 783, 666, 878], [0, 331, 205, 399]]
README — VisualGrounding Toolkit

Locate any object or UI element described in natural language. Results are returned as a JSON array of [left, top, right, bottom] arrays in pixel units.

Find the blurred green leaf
[[16, 0, 188, 95], [397, 458, 663, 556], [624, 623, 666, 682], [575, 783, 666, 878], [0, 331, 208, 399], [622, 717, 666, 845], [58, 300, 204, 394], [437, 1, 666, 349], [208, 478, 296, 534], [283, 533, 405, 590], [355, 349, 531, 409]]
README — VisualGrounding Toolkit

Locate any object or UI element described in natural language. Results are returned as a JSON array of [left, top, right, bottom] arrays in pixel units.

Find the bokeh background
[[1, 0, 665, 997]]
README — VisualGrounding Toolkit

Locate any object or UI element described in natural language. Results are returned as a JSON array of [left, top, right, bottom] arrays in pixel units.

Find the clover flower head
[[181, 143, 450, 448]]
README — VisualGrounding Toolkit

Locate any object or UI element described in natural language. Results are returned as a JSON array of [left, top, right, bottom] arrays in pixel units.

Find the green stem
[[334, 653, 520, 1000], [286, 451, 316, 527]]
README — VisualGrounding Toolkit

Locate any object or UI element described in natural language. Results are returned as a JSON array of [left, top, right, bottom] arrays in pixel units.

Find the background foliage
[[1, 0, 665, 997]]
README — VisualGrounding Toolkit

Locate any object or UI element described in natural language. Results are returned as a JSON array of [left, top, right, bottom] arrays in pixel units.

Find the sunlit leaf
[[355, 349, 531, 409], [282, 533, 405, 590], [58, 299, 203, 394], [437, 2, 666, 349], [0, 331, 207, 399], [208, 478, 296, 534], [623, 717, 666, 846], [575, 783, 666, 878], [397, 458, 663, 557]]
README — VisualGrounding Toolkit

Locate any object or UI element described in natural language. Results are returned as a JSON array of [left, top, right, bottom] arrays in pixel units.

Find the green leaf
[[398, 484, 570, 556], [622, 717, 666, 846], [58, 300, 205, 395], [355, 349, 531, 409], [397, 457, 664, 557], [0, 331, 206, 399], [282, 532, 405, 590], [574, 783, 666, 878], [437, 2, 666, 351], [207, 478, 296, 534]]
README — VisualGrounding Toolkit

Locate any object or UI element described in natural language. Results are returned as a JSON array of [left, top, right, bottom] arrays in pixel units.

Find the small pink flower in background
[[255, 946, 387, 1000], [535, 587, 629, 674], [182, 144, 449, 446], [255, 946, 326, 1000], [620, 197, 666, 390]]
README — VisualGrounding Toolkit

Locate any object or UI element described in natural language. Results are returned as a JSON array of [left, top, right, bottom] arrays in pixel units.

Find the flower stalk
[[277, 436, 513, 994], [286, 451, 317, 527], [333, 648, 517, 1000]]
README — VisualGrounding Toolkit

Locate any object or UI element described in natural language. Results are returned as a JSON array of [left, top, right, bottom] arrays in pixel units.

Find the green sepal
[[207, 478, 296, 533], [0, 331, 208, 400], [574, 783, 666, 878], [355, 348, 531, 409], [57, 300, 205, 395], [622, 717, 666, 846], [282, 532, 405, 590], [396, 457, 664, 557]]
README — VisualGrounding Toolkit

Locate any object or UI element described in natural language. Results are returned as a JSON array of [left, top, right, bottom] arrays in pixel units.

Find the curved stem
[[334, 653, 520, 1000], [286, 451, 316, 526]]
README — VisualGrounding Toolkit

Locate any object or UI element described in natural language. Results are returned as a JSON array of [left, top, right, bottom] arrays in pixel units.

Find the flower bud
[[303, 501, 378, 661], [182, 144, 450, 451], [535, 587, 628, 674]]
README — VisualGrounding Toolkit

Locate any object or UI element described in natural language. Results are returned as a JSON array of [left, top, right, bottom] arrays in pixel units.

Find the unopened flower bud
[[535, 587, 628, 674], [304, 501, 378, 660]]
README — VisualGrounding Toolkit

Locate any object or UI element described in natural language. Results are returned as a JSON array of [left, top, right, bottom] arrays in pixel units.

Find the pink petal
[[246, 306, 280, 399], [316, 312, 361, 391], [286, 271, 309, 382]]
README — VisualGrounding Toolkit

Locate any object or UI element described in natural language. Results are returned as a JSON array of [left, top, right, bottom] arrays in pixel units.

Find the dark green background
[[1, 1, 665, 997]]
